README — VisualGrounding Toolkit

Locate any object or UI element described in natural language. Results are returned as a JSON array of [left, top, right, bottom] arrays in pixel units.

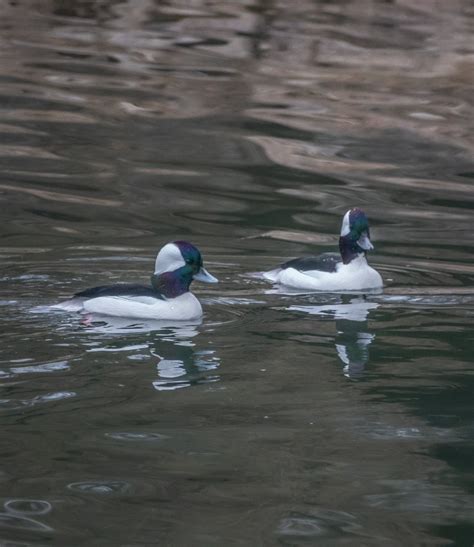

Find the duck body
[[264, 254, 382, 291], [54, 241, 217, 320], [263, 209, 383, 292]]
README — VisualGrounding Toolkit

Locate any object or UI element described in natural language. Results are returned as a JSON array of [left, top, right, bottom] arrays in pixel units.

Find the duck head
[[151, 241, 218, 298], [339, 208, 374, 265]]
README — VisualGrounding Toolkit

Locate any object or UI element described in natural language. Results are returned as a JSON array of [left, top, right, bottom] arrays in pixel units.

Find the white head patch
[[154, 243, 186, 275], [340, 210, 351, 236]]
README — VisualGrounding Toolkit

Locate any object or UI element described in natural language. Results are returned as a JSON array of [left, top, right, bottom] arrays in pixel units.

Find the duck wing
[[281, 252, 341, 273], [74, 284, 165, 300]]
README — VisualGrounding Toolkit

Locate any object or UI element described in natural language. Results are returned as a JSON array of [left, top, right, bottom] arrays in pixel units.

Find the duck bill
[[358, 232, 374, 251], [194, 267, 218, 283]]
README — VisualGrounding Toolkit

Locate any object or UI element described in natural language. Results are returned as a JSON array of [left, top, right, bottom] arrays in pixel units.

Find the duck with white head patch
[[53, 241, 218, 320], [263, 208, 383, 291]]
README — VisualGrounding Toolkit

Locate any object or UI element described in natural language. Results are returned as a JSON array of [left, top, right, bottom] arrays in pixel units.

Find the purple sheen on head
[[151, 241, 211, 297], [151, 269, 193, 298]]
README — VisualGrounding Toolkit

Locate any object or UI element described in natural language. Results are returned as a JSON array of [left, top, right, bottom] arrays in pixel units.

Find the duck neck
[[151, 268, 193, 298], [339, 235, 365, 265]]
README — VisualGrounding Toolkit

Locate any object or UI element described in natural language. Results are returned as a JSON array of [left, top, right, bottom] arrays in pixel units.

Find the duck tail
[[262, 268, 282, 283]]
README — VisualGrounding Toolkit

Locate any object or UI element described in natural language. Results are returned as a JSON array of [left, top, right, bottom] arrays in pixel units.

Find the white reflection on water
[[80, 315, 221, 391], [277, 508, 362, 539], [153, 348, 221, 392], [288, 297, 379, 379], [79, 315, 203, 338], [105, 432, 168, 442], [9, 360, 70, 375], [67, 480, 131, 495], [289, 300, 379, 322], [0, 391, 76, 412]]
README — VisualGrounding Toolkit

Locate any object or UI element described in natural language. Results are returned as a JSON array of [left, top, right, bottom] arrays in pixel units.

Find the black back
[[74, 284, 165, 300], [281, 252, 341, 273]]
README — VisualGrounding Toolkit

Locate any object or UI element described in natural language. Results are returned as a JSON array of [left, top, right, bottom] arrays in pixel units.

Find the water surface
[[1, 1, 474, 545]]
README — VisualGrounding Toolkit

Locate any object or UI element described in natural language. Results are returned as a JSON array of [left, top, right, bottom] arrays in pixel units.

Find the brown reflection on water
[[1, 1, 472, 145], [0, 0, 472, 251], [0, 183, 122, 207]]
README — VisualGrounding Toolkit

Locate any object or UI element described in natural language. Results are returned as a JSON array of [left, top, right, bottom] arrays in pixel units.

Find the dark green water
[[1, 1, 474, 545]]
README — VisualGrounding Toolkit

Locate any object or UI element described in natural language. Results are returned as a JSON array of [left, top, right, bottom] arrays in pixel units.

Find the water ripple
[[0, 1, 473, 546], [0, 512, 53, 533], [277, 509, 362, 538], [0, 391, 76, 412], [105, 432, 168, 443], [4, 499, 52, 516], [67, 480, 131, 495]]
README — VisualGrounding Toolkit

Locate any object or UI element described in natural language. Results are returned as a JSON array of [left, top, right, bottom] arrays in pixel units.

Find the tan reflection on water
[[0, 183, 123, 207], [1, 0, 472, 150]]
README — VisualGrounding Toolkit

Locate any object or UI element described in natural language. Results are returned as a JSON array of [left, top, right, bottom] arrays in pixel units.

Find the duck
[[53, 241, 218, 320], [263, 208, 383, 291]]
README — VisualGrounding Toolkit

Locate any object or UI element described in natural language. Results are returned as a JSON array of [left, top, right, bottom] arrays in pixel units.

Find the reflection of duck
[[81, 316, 220, 391], [53, 241, 217, 320], [79, 315, 202, 337], [150, 326, 221, 391], [335, 319, 375, 379], [153, 346, 220, 392], [289, 296, 378, 378], [263, 209, 383, 291]]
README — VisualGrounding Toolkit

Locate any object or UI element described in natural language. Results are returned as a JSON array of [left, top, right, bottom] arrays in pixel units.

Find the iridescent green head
[[339, 208, 374, 264], [151, 241, 217, 298]]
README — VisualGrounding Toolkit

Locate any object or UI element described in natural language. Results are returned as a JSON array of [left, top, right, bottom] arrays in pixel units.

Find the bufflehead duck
[[54, 241, 218, 319], [263, 208, 383, 291]]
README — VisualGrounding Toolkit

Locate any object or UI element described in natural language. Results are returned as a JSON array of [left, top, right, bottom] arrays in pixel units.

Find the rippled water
[[1, 1, 474, 545]]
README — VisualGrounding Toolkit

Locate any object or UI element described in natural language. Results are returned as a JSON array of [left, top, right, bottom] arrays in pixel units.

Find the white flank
[[264, 255, 383, 291], [81, 292, 203, 320]]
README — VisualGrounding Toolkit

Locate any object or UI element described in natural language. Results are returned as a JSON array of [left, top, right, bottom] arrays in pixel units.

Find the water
[[1, 1, 474, 545]]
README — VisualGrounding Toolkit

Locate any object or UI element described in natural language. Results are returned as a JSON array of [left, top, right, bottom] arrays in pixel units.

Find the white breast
[[269, 256, 383, 291], [79, 292, 203, 320]]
